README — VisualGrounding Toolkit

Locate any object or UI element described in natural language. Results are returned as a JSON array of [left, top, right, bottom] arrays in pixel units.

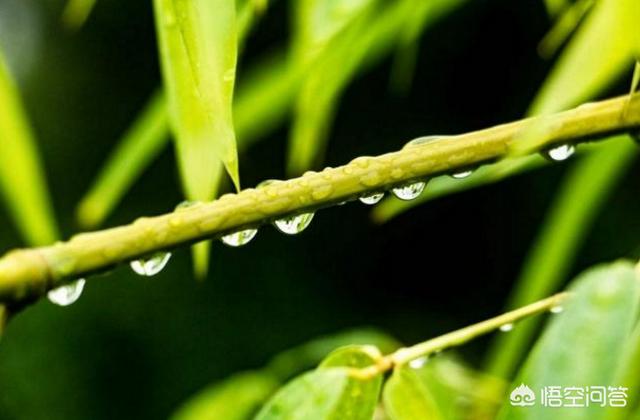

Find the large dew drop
[[274, 212, 314, 235], [451, 170, 473, 179], [404, 135, 450, 148], [392, 181, 426, 201], [544, 144, 575, 162], [221, 229, 258, 247], [499, 323, 514, 332], [47, 279, 86, 306], [130, 252, 172, 276], [359, 192, 385, 205]]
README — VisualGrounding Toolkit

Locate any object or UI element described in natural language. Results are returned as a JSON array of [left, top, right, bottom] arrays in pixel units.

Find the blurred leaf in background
[[497, 261, 640, 419], [0, 44, 58, 246]]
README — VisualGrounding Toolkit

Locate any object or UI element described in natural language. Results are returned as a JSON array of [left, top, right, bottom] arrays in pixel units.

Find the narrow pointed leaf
[[529, 0, 634, 115], [170, 371, 279, 420], [76, 91, 169, 228], [497, 261, 640, 420], [61, 0, 97, 29], [153, 0, 240, 198], [485, 136, 638, 380], [0, 48, 59, 245]]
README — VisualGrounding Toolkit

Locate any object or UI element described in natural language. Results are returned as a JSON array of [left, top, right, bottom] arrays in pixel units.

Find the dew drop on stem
[[359, 192, 385, 205], [392, 181, 426, 201], [47, 279, 86, 306], [221, 229, 258, 247], [543, 144, 575, 162], [130, 252, 172, 276], [451, 169, 473, 179], [499, 323, 514, 332], [274, 212, 314, 235]]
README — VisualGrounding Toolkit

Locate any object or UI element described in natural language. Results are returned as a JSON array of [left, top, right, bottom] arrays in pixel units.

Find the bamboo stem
[[1, 95, 639, 304], [353, 292, 569, 379]]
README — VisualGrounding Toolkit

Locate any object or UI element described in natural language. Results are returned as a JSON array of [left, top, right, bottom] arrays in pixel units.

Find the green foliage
[[485, 136, 638, 379], [153, 0, 240, 198], [170, 371, 280, 420], [0, 46, 58, 246], [383, 365, 443, 419], [257, 345, 383, 420], [498, 261, 640, 420]]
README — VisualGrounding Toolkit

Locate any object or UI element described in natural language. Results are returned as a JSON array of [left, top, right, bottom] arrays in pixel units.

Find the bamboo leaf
[[77, 50, 294, 229], [61, 0, 97, 29], [537, 0, 593, 59], [170, 371, 279, 420], [256, 345, 383, 419], [530, 0, 634, 115], [497, 261, 640, 420], [484, 136, 638, 380], [383, 366, 443, 420], [153, 0, 240, 199], [76, 91, 168, 228], [288, 0, 469, 175], [0, 47, 59, 246]]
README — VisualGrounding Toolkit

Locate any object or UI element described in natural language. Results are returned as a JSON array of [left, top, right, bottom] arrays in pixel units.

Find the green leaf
[[0, 47, 59, 245], [383, 366, 443, 420], [0, 305, 8, 340], [604, 321, 640, 420], [537, 0, 594, 59], [76, 90, 169, 228], [544, 0, 570, 17], [257, 345, 384, 419], [484, 136, 638, 380], [530, 0, 634, 115], [266, 328, 399, 380], [287, 0, 469, 175], [170, 371, 279, 420], [153, 0, 240, 198], [255, 368, 351, 420], [61, 0, 97, 29], [497, 261, 640, 420]]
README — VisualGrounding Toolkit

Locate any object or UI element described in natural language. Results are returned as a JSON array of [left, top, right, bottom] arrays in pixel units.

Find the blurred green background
[[0, 0, 639, 418]]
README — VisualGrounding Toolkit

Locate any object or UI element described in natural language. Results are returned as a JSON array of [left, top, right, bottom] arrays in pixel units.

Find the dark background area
[[0, 0, 639, 419]]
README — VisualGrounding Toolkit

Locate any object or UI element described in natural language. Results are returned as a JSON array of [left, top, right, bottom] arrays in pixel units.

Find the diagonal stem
[[352, 292, 568, 379], [1, 95, 639, 304]]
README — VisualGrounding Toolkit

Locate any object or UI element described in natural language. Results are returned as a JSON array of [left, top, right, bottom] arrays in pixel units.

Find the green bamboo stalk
[[353, 293, 568, 379], [1, 95, 639, 304]]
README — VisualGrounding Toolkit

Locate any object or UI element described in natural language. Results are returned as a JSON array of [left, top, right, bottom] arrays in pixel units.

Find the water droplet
[[451, 169, 473, 179], [550, 305, 564, 314], [392, 181, 426, 201], [47, 279, 86, 306], [130, 252, 172, 276], [274, 212, 314, 235], [404, 135, 450, 148], [499, 323, 514, 332], [359, 192, 385, 205], [221, 229, 257, 247], [175, 200, 200, 210], [544, 144, 575, 161], [409, 357, 428, 369]]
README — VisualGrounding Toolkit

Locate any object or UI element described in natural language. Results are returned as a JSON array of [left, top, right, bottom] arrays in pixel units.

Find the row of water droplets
[[47, 136, 579, 306]]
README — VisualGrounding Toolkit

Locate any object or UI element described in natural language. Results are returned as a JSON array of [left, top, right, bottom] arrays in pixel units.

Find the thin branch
[[352, 292, 569, 379], [1, 95, 640, 304]]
